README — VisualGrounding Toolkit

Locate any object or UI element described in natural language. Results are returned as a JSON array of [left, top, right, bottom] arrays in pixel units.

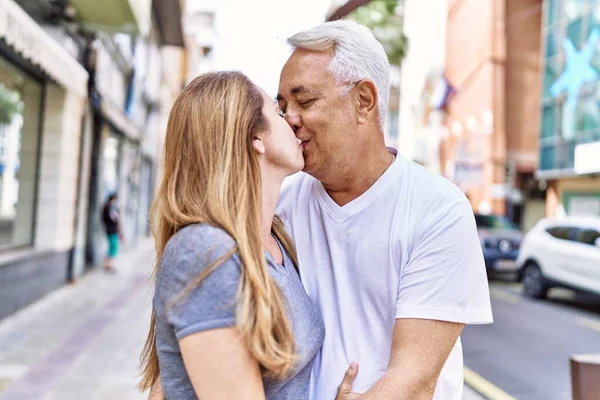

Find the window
[[542, 62, 563, 100], [575, 228, 600, 245], [541, 104, 557, 137], [0, 56, 42, 249], [545, 30, 560, 59], [575, 94, 600, 132], [546, 226, 577, 241], [540, 0, 600, 173], [566, 17, 584, 49], [545, 0, 560, 27]]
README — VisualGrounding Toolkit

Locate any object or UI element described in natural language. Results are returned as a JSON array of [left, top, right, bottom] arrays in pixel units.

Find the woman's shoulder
[[154, 224, 241, 332], [165, 223, 236, 254], [157, 224, 240, 288]]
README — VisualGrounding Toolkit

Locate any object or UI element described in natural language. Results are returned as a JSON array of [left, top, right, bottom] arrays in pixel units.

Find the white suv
[[516, 217, 600, 299]]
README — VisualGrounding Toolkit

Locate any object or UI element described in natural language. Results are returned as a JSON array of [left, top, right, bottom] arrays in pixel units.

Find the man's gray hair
[[288, 20, 390, 128]]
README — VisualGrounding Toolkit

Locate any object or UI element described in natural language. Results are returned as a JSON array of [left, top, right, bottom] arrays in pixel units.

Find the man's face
[[277, 49, 356, 179]]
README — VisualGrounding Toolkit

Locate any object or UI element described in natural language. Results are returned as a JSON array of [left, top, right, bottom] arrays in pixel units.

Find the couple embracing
[[139, 20, 492, 400]]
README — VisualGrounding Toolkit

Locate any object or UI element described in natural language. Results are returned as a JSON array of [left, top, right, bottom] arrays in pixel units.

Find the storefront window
[[545, 0, 560, 27], [542, 61, 562, 98], [566, 17, 584, 48], [545, 30, 561, 59], [542, 104, 558, 138], [0, 56, 42, 249], [121, 141, 141, 241], [563, 0, 586, 23], [575, 92, 600, 132]]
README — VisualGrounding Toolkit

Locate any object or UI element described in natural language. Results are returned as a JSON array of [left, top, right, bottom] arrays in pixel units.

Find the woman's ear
[[253, 135, 266, 155]]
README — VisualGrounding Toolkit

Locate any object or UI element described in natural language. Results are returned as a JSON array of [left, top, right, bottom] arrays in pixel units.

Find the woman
[[138, 71, 326, 399]]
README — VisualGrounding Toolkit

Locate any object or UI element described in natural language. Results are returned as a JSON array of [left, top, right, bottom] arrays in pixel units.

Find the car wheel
[[522, 262, 548, 299]]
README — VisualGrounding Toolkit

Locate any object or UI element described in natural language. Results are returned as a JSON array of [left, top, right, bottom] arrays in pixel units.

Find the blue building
[[539, 0, 600, 217]]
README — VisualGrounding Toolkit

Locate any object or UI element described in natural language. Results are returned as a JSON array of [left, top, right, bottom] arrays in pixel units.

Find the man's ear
[[253, 135, 266, 155], [355, 80, 378, 124]]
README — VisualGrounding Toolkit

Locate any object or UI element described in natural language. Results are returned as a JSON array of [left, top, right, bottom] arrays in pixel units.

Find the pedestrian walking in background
[[102, 193, 122, 273]]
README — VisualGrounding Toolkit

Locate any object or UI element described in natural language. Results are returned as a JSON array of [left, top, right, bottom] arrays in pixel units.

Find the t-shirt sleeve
[[156, 225, 242, 340], [395, 197, 493, 324]]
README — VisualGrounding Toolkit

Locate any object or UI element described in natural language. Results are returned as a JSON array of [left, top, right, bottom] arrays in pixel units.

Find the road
[[462, 275, 600, 400]]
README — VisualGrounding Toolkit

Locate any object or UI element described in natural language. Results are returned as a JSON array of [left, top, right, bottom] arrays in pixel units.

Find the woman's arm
[[180, 327, 265, 400], [147, 379, 163, 400]]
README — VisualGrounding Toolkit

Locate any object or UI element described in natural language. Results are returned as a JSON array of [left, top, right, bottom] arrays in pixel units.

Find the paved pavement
[[0, 237, 484, 399], [463, 277, 600, 400], [0, 238, 155, 400]]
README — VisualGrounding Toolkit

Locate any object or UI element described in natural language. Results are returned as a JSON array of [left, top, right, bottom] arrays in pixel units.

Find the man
[[275, 20, 493, 399]]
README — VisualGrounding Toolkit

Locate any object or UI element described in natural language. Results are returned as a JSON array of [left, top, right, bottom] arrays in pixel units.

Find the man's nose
[[285, 110, 301, 133]]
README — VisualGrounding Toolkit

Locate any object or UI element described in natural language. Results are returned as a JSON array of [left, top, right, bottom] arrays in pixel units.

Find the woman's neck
[[260, 170, 284, 242]]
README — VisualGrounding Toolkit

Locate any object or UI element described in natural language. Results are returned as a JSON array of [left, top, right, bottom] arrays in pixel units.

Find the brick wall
[[444, 0, 542, 214], [505, 0, 542, 171]]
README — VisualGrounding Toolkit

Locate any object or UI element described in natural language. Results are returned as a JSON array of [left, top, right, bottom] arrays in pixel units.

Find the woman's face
[[257, 87, 304, 176]]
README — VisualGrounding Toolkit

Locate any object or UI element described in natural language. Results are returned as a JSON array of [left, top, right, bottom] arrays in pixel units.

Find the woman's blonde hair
[[138, 71, 299, 391]]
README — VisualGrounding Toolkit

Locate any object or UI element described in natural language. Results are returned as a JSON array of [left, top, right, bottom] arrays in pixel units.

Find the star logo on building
[[550, 29, 600, 108]]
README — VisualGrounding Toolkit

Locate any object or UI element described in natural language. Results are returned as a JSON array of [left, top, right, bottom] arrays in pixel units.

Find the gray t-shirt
[[154, 224, 325, 400]]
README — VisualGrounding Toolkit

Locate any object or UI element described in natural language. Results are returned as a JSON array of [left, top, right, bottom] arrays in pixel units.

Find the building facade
[[0, 0, 89, 318], [539, 0, 600, 219], [443, 0, 545, 231], [0, 0, 185, 320], [398, 0, 449, 174]]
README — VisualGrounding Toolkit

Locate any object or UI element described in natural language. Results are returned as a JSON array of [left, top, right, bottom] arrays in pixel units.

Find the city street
[[463, 276, 600, 400], [0, 239, 485, 400]]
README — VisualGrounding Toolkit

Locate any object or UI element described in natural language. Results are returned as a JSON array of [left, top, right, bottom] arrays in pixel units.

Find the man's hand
[[336, 362, 363, 400]]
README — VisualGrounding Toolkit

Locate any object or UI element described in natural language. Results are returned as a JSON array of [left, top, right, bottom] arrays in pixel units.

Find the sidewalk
[[0, 238, 156, 400], [0, 237, 485, 400]]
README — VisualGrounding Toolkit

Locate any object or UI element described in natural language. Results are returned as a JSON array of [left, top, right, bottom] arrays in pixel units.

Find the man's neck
[[322, 146, 395, 207]]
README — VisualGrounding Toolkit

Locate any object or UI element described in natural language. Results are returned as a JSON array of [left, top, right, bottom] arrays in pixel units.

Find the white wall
[[35, 84, 85, 251], [398, 0, 448, 164]]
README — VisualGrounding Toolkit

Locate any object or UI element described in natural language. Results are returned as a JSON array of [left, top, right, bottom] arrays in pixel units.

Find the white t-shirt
[[276, 149, 493, 400]]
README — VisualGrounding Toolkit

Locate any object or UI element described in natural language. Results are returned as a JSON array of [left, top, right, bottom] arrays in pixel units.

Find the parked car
[[516, 217, 600, 299], [474, 214, 522, 274]]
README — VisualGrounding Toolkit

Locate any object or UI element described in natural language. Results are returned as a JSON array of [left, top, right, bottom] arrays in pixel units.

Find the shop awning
[[0, 0, 88, 98], [68, 0, 152, 36], [152, 0, 184, 47]]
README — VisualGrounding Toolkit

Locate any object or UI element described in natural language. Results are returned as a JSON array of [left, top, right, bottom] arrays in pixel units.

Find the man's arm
[[358, 197, 482, 399], [338, 195, 489, 400], [363, 318, 463, 399]]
